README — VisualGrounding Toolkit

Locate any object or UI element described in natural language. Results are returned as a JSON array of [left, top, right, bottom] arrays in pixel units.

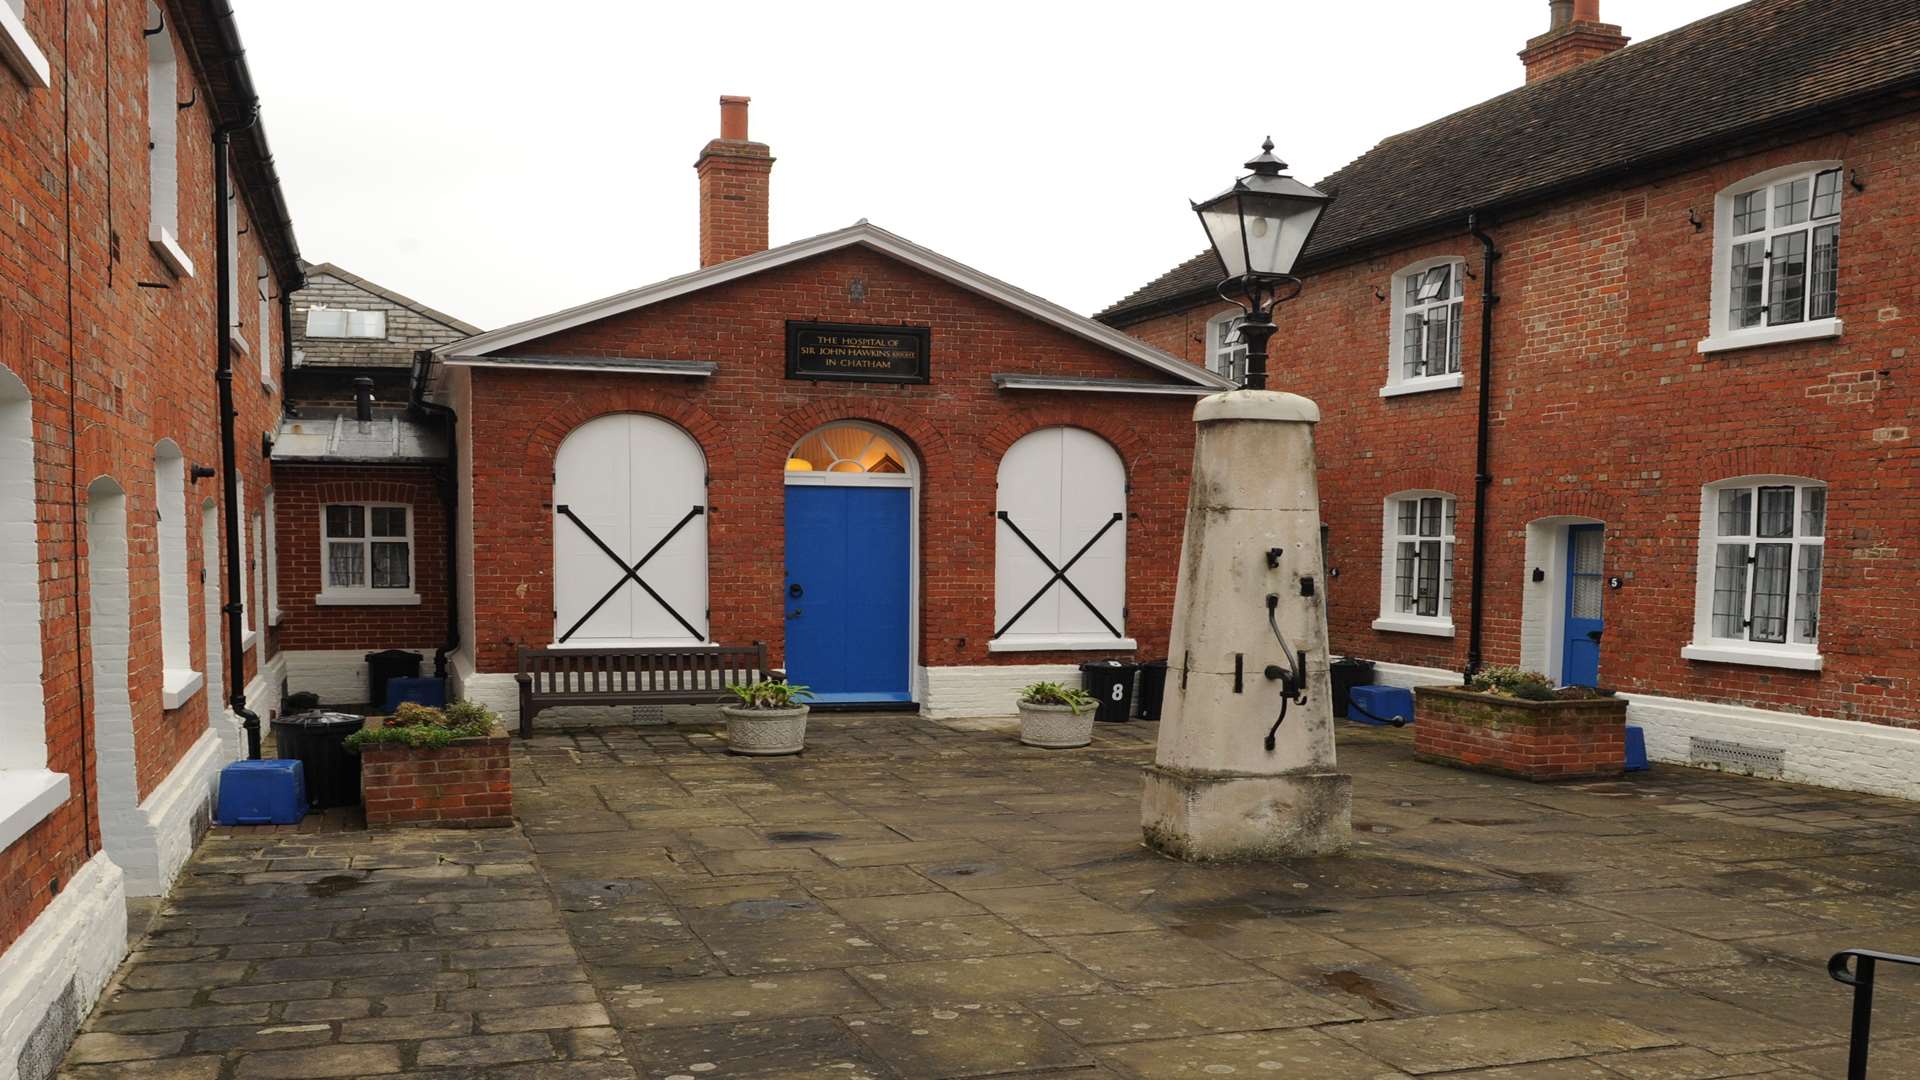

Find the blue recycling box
[[384, 676, 448, 712], [215, 759, 307, 826], [1624, 724, 1650, 771], [1347, 685, 1414, 727]]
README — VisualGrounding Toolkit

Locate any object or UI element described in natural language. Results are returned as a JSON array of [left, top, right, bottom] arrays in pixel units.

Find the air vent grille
[[1689, 736, 1785, 778]]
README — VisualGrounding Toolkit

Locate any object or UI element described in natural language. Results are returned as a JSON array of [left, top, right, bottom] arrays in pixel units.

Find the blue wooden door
[[784, 486, 911, 703], [1561, 524, 1604, 686]]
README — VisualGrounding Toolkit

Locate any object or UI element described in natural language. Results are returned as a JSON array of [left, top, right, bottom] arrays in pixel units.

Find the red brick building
[[431, 98, 1234, 722], [0, 0, 299, 1071], [1100, 0, 1920, 797]]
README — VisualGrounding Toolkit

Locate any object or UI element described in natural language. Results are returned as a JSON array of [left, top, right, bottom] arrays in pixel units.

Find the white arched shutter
[[553, 415, 707, 644], [994, 428, 1126, 646]]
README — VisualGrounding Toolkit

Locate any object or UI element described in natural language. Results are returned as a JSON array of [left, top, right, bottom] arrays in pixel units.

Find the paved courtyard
[[57, 713, 1920, 1078]]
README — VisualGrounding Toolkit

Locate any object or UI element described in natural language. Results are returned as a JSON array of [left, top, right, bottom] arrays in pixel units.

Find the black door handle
[[789, 583, 803, 598], [787, 609, 802, 620], [1587, 630, 1603, 641]]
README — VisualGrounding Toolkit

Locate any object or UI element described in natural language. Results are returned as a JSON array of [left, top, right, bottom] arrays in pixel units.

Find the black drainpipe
[[1464, 213, 1501, 683], [216, 117, 261, 757], [279, 289, 296, 414], [411, 350, 459, 680]]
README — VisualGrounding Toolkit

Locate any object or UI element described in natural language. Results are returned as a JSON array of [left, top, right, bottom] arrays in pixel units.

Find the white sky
[[241, 0, 1738, 331]]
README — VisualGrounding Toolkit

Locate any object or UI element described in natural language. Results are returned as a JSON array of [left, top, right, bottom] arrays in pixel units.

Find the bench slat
[[515, 642, 775, 738]]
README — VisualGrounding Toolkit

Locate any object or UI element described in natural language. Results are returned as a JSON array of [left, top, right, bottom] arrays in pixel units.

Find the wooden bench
[[514, 643, 782, 739]]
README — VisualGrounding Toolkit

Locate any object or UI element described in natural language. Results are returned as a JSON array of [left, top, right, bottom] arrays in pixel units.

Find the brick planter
[[1414, 686, 1628, 782], [359, 725, 513, 828]]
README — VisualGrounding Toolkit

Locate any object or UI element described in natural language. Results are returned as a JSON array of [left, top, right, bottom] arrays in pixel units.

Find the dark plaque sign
[[786, 322, 931, 384]]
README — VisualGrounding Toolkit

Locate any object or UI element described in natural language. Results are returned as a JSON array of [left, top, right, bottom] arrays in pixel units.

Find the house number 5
[[1607, 576, 1623, 589]]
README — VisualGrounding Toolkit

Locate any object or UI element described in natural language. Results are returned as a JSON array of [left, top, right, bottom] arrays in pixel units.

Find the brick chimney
[[1520, 0, 1628, 84], [695, 95, 774, 267]]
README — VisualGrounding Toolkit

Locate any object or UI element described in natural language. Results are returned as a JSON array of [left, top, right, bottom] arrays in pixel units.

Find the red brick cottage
[[0, 0, 299, 1070], [1100, 0, 1920, 797], [429, 99, 1234, 722]]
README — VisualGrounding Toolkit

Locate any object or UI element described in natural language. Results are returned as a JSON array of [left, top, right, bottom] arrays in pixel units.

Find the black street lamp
[[1193, 138, 1332, 390]]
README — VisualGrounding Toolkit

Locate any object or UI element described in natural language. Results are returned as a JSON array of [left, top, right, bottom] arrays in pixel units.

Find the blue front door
[[1561, 524, 1604, 686], [784, 485, 912, 703]]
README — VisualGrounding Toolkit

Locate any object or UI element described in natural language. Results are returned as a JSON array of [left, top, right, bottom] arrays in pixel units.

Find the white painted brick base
[[922, 665, 1083, 719], [119, 727, 222, 897], [284, 649, 373, 706], [1365, 659, 1920, 801], [0, 853, 127, 1080]]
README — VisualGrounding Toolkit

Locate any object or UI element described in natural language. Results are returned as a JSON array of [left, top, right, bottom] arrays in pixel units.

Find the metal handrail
[[1829, 948, 1920, 1079]]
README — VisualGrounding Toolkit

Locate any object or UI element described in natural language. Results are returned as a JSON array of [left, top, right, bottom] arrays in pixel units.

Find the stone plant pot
[[1017, 701, 1094, 749], [722, 705, 809, 756]]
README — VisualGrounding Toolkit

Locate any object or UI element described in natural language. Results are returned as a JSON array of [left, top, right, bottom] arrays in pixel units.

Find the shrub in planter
[[722, 680, 813, 756], [352, 700, 512, 828], [1415, 669, 1628, 782], [1016, 681, 1098, 749]]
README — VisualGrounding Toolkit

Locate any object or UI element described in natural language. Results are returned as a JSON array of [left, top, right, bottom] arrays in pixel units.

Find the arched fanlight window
[[786, 423, 911, 476]]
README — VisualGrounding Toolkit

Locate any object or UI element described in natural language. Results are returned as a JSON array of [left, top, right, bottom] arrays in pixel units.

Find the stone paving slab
[[59, 715, 1920, 1078]]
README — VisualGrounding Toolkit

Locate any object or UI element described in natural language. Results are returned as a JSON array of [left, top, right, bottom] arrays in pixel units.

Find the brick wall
[[1114, 110, 1920, 732], [464, 246, 1201, 676], [1414, 687, 1628, 781], [273, 465, 447, 654], [360, 734, 512, 828], [0, 0, 290, 953]]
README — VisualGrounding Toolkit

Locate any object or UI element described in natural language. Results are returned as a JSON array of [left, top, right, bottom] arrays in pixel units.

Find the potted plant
[[722, 680, 814, 756], [1414, 666, 1628, 782], [1016, 682, 1099, 749], [346, 700, 513, 828]]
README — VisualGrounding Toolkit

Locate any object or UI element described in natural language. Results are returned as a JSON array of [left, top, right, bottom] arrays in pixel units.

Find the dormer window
[[1382, 257, 1465, 397], [1700, 162, 1844, 353], [306, 306, 387, 339]]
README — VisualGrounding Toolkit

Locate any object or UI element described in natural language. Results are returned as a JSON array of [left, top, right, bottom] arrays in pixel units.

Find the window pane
[[1730, 240, 1765, 329], [1795, 545, 1822, 643], [1810, 223, 1839, 320], [1756, 486, 1795, 538], [1772, 177, 1810, 228], [1443, 498, 1457, 537], [324, 504, 364, 539], [1395, 541, 1415, 613], [371, 542, 409, 589], [305, 308, 348, 337], [1418, 497, 1442, 537], [1712, 543, 1749, 638], [1416, 265, 1450, 302], [1768, 229, 1808, 326], [371, 506, 407, 537], [1416, 539, 1441, 617], [1403, 313, 1424, 378], [1446, 302, 1462, 374], [327, 541, 364, 588], [1799, 487, 1825, 537], [1717, 488, 1750, 537], [1811, 168, 1842, 220], [1397, 499, 1416, 538], [1749, 543, 1791, 643], [1440, 541, 1454, 616], [1424, 307, 1450, 374], [347, 309, 387, 338], [1732, 189, 1767, 235]]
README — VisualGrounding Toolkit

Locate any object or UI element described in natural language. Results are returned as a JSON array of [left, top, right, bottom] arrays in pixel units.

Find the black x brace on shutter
[[555, 504, 706, 643], [993, 510, 1125, 640]]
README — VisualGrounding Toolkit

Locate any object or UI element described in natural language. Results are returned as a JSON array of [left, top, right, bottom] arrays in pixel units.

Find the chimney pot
[[1521, 0, 1627, 83], [353, 377, 374, 423], [1549, 0, 1573, 29], [719, 95, 750, 141], [1572, 0, 1600, 21]]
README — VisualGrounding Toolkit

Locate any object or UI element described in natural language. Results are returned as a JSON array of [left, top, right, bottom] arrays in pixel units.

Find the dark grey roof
[[300, 262, 482, 337], [1098, 0, 1920, 324], [271, 407, 448, 464]]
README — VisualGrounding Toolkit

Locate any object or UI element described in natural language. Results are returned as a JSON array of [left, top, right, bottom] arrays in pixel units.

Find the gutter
[[1464, 213, 1501, 682], [411, 350, 459, 681]]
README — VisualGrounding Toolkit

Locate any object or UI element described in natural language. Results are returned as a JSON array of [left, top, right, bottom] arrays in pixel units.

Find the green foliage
[[1019, 681, 1097, 715], [725, 680, 814, 710], [343, 699, 498, 751], [1467, 665, 1559, 700]]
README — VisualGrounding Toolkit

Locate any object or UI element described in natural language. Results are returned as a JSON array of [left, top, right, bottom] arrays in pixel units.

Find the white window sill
[[161, 669, 205, 711], [149, 226, 195, 279], [1697, 318, 1842, 355], [0, 3, 51, 88], [0, 769, 69, 853], [1682, 643, 1824, 672], [269, 608, 284, 627], [241, 628, 258, 651], [316, 591, 422, 607], [1372, 616, 1455, 638], [1379, 372, 1464, 398], [229, 331, 250, 355], [989, 637, 1138, 653]]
